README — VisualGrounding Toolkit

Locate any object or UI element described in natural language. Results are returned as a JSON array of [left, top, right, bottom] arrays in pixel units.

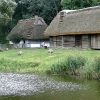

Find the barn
[[44, 6, 100, 49]]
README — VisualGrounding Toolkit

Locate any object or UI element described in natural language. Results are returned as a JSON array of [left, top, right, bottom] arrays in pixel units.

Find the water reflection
[[0, 72, 100, 100]]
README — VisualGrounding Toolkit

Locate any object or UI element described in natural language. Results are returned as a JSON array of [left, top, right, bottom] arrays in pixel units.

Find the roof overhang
[[44, 30, 100, 36]]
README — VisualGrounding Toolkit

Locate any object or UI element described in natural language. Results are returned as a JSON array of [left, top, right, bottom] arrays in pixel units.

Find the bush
[[9, 33, 23, 44]]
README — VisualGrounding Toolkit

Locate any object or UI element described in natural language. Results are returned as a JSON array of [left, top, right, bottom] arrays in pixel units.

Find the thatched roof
[[7, 16, 48, 40], [44, 6, 100, 36]]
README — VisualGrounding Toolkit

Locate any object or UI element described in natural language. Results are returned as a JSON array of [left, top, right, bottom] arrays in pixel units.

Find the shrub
[[9, 33, 23, 44]]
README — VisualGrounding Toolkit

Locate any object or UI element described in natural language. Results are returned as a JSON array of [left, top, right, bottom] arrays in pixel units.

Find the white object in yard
[[48, 49, 53, 54], [18, 51, 22, 55], [31, 44, 40, 47]]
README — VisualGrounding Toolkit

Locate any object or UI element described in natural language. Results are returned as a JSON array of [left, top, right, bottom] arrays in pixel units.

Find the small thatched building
[[44, 6, 100, 49], [7, 16, 49, 48]]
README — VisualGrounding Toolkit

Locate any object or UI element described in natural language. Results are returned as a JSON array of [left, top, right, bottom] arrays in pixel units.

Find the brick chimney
[[35, 15, 38, 19], [58, 12, 64, 28], [59, 12, 64, 24]]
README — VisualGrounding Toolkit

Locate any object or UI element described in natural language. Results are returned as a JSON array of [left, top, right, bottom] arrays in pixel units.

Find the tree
[[61, 0, 100, 10], [14, 0, 62, 25], [0, 0, 17, 43], [9, 33, 23, 44]]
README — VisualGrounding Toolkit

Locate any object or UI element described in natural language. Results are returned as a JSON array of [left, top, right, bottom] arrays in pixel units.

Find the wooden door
[[75, 35, 82, 47]]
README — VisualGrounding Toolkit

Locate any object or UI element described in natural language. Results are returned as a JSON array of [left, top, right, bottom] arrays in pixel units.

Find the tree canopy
[[13, 0, 62, 25], [0, 0, 17, 43], [61, 0, 100, 10], [0, 0, 17, 24]]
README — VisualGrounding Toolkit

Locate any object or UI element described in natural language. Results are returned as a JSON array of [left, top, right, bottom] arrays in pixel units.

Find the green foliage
[[28, 61, 40, 67], [12, 0, 62, 25], [46, 60, 68, 74], [61, 0, 99, 10], [0, 21, 11, 43], [9, 33, 23, 44], [0, 0, 17, 24], [0, 0, 17, 43], [80, 60, 95, 79], [80, 56, 100, 79], [94, 56, 100, 73], [0, 57, 40, 72], [67, 56, 85, 71], [46, 55, 86, 75]]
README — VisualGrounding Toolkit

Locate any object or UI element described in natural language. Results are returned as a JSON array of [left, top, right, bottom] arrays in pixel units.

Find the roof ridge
[[18, 17, 45, 24], [61, 6, 100, 15]]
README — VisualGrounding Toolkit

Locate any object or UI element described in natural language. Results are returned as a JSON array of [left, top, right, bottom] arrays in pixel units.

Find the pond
[[0, 72, 100, 100]]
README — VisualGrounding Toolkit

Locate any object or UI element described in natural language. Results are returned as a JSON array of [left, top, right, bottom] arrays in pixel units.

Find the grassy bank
[[0, 48, 100, 79]]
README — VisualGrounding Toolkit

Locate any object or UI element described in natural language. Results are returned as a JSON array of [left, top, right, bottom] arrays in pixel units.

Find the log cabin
[[44, 6, 100, 49]]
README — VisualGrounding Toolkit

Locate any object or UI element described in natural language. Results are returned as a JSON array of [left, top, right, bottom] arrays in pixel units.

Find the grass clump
[[28, 61, 40, 67], [45, 56, 86, 75], [66, 56, 86, 75], [80, 56, 100, 79], [46, 60, 68, 74], [0, 57, 40, 72], [80, 60, 95, 79], [94, 56, 100, 73], [93, 56, 100, 79]]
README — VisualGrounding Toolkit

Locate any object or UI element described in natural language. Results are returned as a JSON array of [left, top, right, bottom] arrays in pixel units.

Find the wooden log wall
[[50, 36, 62, 47], [50, 35, 93, 49], [82, 35, 91, 48], [56, 36, 62, 46], [50, 37, 54, 47], [97, 35, 100, 48], [91, 34, 100, 49], [63, 36, 75, 47]]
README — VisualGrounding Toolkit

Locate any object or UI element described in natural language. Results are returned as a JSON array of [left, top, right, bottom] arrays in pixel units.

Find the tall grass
[[45, 56, 86, 75], [93, 56, 100, 79], [66, 56, 86, 75], [0, 57, 40, 72]]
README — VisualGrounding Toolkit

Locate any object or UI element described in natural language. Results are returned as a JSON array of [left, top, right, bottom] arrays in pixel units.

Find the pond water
[[0, 72, 100, 100]]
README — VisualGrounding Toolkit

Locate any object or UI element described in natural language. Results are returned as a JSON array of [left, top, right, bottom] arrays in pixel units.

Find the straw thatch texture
[[7, 17, 48, 40], [44, 6, 100, 36]]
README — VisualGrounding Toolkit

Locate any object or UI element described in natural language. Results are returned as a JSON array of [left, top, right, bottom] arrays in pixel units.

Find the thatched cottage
[[7, 16, 49, 48], [44, 6, 100, 49]]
